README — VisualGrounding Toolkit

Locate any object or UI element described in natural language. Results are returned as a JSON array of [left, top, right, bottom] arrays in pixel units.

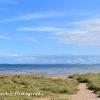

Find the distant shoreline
[[0, 64, 100, 76], [1, 64, 100, 65], [0, 72, 99, 77]]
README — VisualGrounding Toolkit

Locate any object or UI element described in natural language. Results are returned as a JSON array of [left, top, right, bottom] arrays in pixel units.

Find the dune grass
[[0, 74, 78, 100], [69, 73, 100, 97]]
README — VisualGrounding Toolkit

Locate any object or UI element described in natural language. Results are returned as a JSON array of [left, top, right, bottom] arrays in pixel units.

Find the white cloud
[[11, 54, 20, 57], [0, 12, 64, 23], [25, 18, 99, 45], [53, 18, 100, 45], [0, 53, 21, 57], [0, 33, 38, 44], [18, 18, 100, 46], [2, 15, 100, 46], [17, 17, 100, 45], [0, 35, 10, 40], [18, 26, 65, 32]]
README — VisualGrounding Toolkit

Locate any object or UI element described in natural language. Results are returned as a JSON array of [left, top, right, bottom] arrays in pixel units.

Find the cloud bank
[[18, 18, 100, 46]]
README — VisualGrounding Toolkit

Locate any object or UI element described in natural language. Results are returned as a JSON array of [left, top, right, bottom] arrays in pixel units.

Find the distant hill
[[29, 55, 100, 64], [0, 55, 100, 64]]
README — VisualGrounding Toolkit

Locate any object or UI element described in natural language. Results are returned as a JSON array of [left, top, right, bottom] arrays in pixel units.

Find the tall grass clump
[[0, 74, 78, 100], [69, 73, 100, 97]]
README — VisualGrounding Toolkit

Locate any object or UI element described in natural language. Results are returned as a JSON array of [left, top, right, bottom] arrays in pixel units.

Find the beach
[[0, 73, 99, 100]]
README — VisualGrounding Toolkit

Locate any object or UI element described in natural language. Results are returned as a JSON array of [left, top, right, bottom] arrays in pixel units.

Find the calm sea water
[[0, 64, 100, 76]]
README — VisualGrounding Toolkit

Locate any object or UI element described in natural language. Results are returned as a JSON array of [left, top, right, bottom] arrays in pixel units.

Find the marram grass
[[0, 74, 78, 100], [69, 73, 100, 97]]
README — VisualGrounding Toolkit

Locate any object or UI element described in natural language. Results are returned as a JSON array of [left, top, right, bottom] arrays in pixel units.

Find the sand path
[[33, 83, 100, 100], [68, 83, 100, 100]]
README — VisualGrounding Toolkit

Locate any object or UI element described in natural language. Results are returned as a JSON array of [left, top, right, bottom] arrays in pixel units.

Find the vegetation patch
[[69, 73, 100, 97], [0, 74, 78, 100]]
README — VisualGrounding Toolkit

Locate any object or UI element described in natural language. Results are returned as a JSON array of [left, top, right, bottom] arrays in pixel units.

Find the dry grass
[[0, 74, 78, 100]]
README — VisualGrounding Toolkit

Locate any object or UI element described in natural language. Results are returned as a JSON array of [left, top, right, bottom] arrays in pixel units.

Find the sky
[[0, 0, 100, 63]]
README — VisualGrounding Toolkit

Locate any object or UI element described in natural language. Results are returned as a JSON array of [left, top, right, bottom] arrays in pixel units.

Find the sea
[[0, 64, 100, 76]]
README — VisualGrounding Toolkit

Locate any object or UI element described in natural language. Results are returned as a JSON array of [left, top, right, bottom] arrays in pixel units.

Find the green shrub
[[69, 73, 100, 97], [0, 74, 78, 100]]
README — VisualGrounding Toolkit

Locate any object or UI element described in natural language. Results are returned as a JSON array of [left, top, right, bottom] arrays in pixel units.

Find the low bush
[[69, 73, 100, 97]]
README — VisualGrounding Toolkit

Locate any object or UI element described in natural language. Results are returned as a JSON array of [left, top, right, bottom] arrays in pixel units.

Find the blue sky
[[0, 0, 100, 63]]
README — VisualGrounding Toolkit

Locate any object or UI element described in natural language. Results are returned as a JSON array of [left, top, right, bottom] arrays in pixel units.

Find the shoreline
[[0, 72, 99, 78]]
